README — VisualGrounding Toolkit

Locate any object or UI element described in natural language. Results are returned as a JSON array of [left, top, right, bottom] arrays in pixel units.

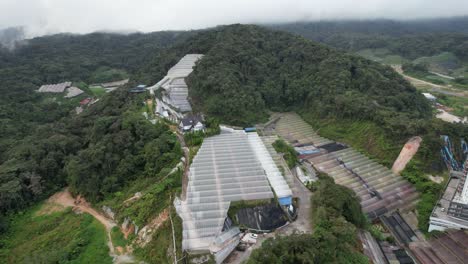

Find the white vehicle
[[249, 233, 258, 239], [241, 233, 258, 244]]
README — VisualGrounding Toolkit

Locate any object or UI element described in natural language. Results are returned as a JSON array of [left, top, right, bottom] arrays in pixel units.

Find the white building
[[422, 92, 436, 101], [179, 114, 205, 132], [175, 130, 292, 263]]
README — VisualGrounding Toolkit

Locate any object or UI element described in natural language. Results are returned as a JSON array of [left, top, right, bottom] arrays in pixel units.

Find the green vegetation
[[184, 131, 205, 148], [400, 161, 444, 232], [248, 174, 368, 263], [301, 111, 466, 233], [355, 48, 407, 65], [0, 206, 112, 264], [99, 169, 182, 226], [90, 67, 128, 84], [300, 114, 400, 166], [413, 52, 460, 74], [1, 20, 468, 261], [403, 62, 468, 90], [437, 94, 468, 117], [89, 86, 107, 97], [312, 174, 367, 228], [369, 224, 385, 241], [133, 208, 183, 264], [181, 25, 431, 129], [273, 19, 468, 65], [272, 139, 298, 168], [0, 30, 189, 216], [110, 226, 127, 248]]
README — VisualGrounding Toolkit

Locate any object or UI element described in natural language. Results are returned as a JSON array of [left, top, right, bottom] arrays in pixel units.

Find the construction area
[[174, 129, 293, 263], [429, 137, 468, 232]]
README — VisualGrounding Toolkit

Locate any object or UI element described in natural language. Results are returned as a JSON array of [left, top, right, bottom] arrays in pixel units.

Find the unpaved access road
[[48, 189, 116, 230], [392, 65, 468, 98], [45, 189, 136, 264]]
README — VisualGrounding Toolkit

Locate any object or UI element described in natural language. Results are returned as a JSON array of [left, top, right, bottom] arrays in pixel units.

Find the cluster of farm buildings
[[132, 54, 468, 263]]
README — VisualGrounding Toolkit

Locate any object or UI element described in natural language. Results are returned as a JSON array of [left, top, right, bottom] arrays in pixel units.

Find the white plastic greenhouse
[[149, 54, 203, 113], [175, 130, 292, 262]]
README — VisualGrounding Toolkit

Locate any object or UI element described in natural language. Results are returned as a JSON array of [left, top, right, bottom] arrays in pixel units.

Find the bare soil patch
[[392, 136, 422, 174]]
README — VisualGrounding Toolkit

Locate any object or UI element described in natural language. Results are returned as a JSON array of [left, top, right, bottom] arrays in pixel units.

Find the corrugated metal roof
[[150, 54, 203, 113]]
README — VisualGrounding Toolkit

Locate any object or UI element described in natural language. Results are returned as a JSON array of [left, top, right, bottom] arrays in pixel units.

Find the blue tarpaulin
[[278, 196, 292, 206]]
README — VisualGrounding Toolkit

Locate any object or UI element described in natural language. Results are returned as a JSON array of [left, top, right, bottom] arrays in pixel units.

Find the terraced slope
[[410, 231, 468, 264], [273, 113, 419, 220], [275, 114, 334, 147]]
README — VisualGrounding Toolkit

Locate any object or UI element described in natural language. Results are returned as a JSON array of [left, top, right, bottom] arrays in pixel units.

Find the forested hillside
[[272, 18, 468, 79], [271, 18, 468, 59], [0, 30, 189, 158], [0, 22, 467, 262], [181, 25, 432, 136], [0, 31, 192, 214]]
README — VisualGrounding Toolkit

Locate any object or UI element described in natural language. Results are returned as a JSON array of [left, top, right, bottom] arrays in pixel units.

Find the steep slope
[[176, 25, 432, 132]]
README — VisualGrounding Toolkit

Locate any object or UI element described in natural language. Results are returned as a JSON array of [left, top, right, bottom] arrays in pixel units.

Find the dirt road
[[392, 65, 467, 98], [45, 189, 135, 264], [279, 168, 312, 235], [48, 189, 116, 230]]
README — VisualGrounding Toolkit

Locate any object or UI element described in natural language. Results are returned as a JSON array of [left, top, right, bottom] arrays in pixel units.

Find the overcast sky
[[1, 0, 468, 37]]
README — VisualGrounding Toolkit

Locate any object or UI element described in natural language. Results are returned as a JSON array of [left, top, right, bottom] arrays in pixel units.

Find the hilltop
[[139, 25, 432, 133], [272, 18, 468, 85], [0, 23, 467, 263]]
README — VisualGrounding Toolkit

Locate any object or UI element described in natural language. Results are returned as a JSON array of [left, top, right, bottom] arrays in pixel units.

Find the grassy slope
[[89, 86, 107, 97], [0, 206, 111, 264], [355, 48, 408, 65], [133, 208, 183, 264], [436, 93, 468, 117], [413, 52, 460, 74], [97, 169, 182, 227], [301, 112, 401, 166]]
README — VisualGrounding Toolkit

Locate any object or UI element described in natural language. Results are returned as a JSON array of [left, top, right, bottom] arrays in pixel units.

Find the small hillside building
[[422, 92, 436, 101], [179, 114, 204, 132]]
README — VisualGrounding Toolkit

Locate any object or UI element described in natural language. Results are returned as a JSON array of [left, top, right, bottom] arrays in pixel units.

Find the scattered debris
[[121, 218, 136, 239], [436, 109, 467, 124], [102, 205, 116, 220], [135, 208, 170, 247], [429, 175, 444, 184], [123, 192, 143, 205]]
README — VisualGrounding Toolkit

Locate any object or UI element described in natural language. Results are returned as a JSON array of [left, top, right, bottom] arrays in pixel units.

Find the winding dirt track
[[48, 189, 116, 229], [392, 65, 468, 98], [45, 189, 136, 263]]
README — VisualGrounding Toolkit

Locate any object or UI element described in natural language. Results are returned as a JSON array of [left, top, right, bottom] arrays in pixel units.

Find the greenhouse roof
[[175, 130, 291, 253]]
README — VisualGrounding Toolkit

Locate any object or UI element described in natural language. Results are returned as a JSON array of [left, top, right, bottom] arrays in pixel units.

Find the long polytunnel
[[175, 130, 292, 259], [149, 54, 203, 113]]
